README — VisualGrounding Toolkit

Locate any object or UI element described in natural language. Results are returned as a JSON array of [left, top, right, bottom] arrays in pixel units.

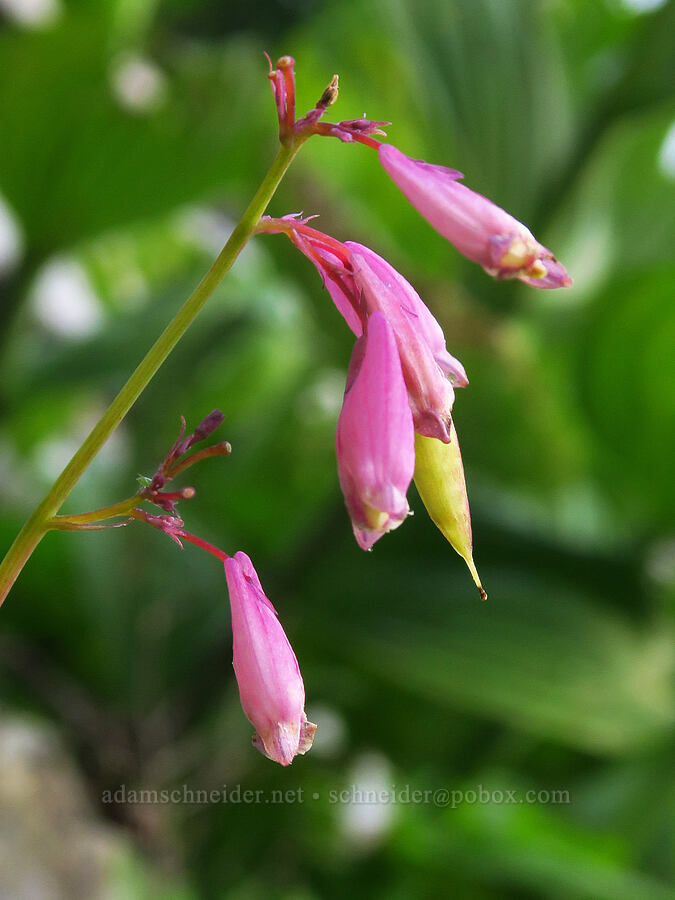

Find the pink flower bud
[[379, 144, 572, 289], [336, 311, 415, 550], [224, 551, 316, 766]]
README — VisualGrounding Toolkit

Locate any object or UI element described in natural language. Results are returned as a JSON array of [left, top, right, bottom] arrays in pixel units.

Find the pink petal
[[350, 252, 455, 441], [336, 311, 415, 550], [346, 242, 468, 387]]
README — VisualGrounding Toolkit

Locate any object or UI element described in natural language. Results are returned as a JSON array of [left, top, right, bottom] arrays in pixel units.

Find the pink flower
[[224, 551, 316, 766], [258, 217, 466, 442], [336, 311, 415, 550], [379, 144, 572, 289], [257, 217, 483, 574], [345, 242, 468, 386], [346, 244, 465, 441]]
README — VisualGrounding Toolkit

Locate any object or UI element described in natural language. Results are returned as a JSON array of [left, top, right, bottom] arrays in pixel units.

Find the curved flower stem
[[0, 140, 304, 607], [256, 217, 352, 265], [171, 529, 230, 563]]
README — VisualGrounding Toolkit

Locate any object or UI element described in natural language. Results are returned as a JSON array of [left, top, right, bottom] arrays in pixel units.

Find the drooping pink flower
[[336, 311, 415, 550], [345, 242, 468, 387], [258, 217, 466, 441], [379, 144, 572, 289], [346, 245, 464, 441], [224, 551, 316, 766]]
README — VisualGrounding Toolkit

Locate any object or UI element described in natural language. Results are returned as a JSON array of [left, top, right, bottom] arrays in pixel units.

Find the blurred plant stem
[[0, 141, 303, 607], [48, 495, 143, 530]]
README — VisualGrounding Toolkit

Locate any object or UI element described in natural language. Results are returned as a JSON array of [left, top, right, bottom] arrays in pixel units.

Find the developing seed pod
[[414, 425, 486, 600]]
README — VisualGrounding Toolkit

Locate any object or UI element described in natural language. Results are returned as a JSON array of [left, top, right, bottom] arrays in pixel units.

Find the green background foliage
[[0, 0, 673, 896]]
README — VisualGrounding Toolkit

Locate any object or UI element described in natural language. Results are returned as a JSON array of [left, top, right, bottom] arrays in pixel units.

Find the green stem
[[0, 141, 302, 607], [49, 494, 143, 528]]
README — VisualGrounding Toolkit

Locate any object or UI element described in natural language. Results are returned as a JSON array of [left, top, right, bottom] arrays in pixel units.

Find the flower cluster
[[225, 55, 572, 764], [56, 56, 572, 769], [258, 216, 485, 596], [258, 56, 571, 601]]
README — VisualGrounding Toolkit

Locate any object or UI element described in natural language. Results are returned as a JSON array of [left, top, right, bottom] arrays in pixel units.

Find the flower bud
[[225, 551, 316, 765]]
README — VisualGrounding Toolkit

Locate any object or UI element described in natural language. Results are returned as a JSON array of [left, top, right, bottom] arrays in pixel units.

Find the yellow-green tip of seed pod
[[414, 426, 486, 600]]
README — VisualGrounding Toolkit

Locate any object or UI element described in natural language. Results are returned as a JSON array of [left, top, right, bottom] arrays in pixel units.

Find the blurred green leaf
[[300, 554, 674, 755], [0, 16, 268, 254]]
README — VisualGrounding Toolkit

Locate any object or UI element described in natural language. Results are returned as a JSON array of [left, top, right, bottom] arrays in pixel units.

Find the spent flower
[[414, 426, 485, 599]]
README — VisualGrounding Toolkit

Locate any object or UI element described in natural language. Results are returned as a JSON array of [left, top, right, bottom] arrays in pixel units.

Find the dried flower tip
[[276, 55, 295, 70], [317, 74, 339, 109]]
